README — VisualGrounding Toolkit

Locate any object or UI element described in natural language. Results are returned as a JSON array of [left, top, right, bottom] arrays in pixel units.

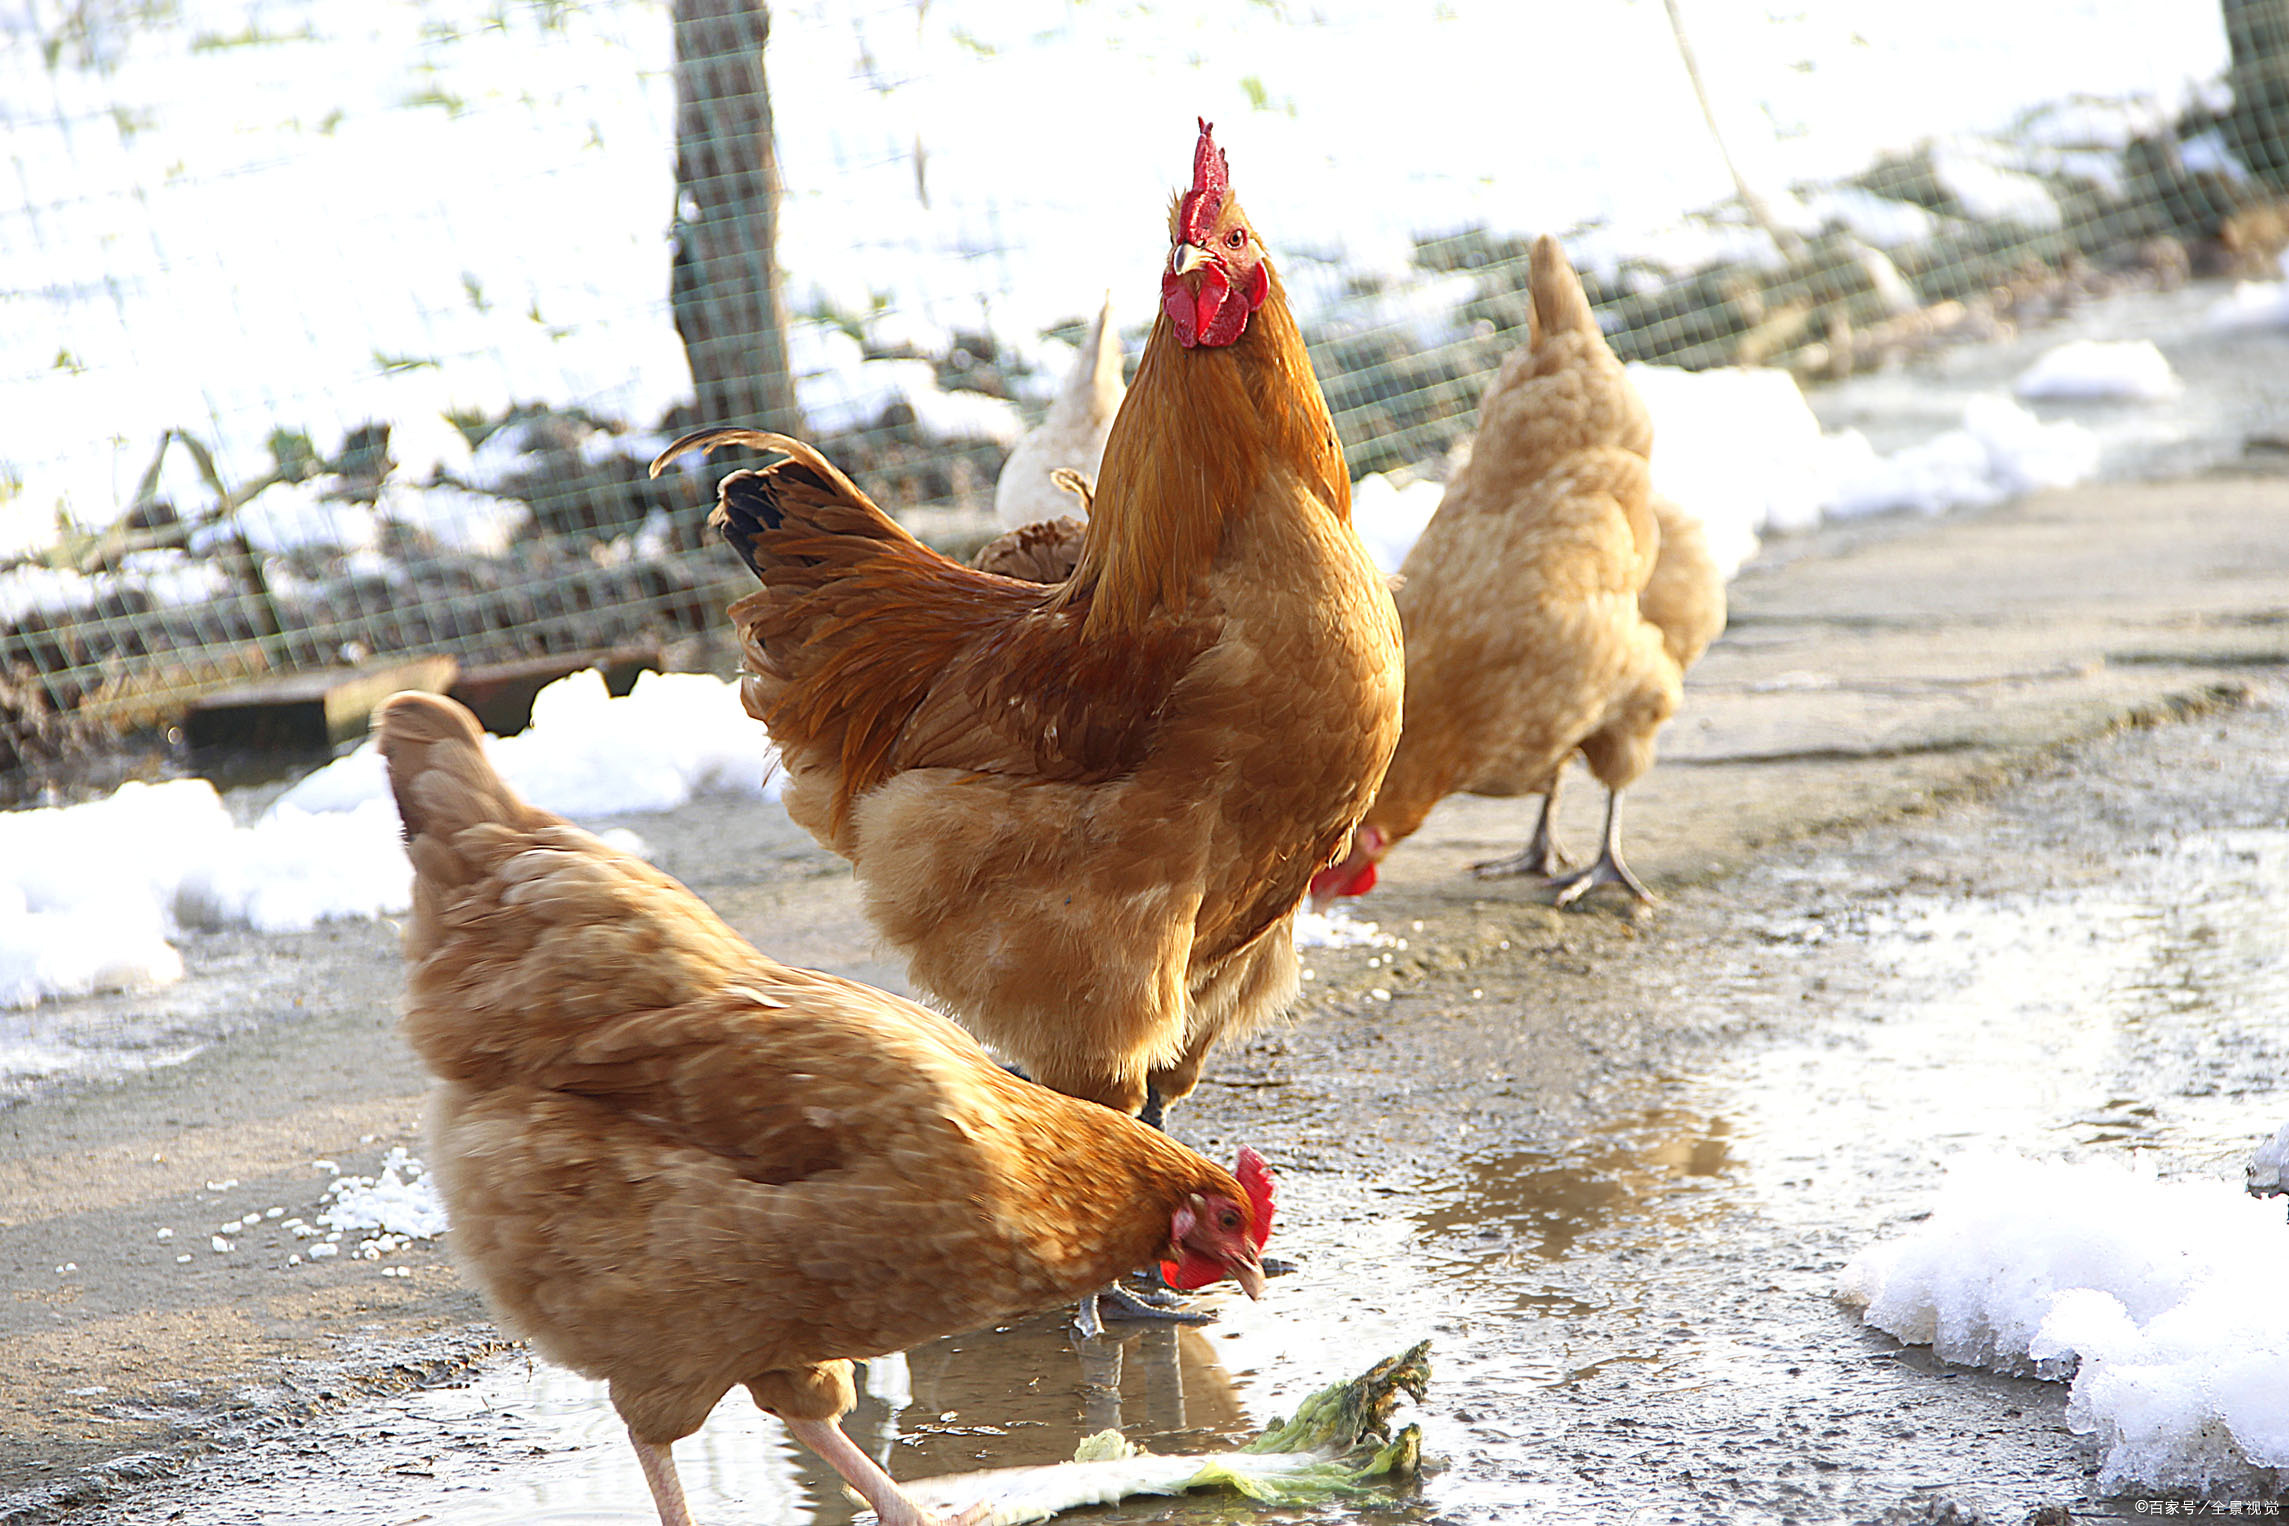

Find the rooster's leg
[[1136, 1083, 1167, 1132], [1546, 788, 1655, 908], [630, 1434, 694, 1526], [1471, 777, 1572, 879], [782, 1414, 987, 1526]]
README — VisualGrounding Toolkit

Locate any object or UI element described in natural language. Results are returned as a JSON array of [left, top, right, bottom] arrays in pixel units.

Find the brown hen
[[1311, 235, 1724, 909], [377, 691, 1272, 1526]]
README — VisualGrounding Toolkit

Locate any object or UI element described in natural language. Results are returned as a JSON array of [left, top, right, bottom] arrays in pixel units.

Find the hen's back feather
[[970, 514, 1088, 584]]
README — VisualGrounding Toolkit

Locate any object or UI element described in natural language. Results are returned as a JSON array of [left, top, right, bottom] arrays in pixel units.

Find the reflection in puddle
[[1411, 1108, 1736, 1318], [119, 1313, 1255, 1525], [1725, 828, 2289, 1224]]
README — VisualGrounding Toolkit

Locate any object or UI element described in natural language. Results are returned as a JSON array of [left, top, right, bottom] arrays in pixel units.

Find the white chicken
[[995, 294, 1124, 529]]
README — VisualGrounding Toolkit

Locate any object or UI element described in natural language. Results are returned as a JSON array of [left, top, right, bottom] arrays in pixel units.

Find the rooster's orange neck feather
[[1061, 267, 1347, 638]]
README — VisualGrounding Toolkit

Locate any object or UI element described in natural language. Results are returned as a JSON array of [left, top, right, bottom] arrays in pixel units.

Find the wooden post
[[671, 0, 802, 436], [2224, 0, 2289, 190]]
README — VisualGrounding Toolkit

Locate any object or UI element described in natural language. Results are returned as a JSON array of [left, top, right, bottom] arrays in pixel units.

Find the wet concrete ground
[[4, 462, 2288, 1524]]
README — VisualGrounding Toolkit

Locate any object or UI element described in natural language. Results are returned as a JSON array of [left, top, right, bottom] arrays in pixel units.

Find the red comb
[[1235, 1145, 1274, 1249], [1178, 117, 1229, 246]]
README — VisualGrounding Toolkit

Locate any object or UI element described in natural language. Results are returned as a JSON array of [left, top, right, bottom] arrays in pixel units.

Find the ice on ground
[[1841, 1153, 2289, 1495], [2, 669, 780, 1006], [318, 1147, 449, 1240], [1295, 907, 1398, 951], [2013, 339, 2183, 402]]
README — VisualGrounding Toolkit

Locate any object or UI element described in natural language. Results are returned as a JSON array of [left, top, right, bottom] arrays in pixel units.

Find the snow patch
[[1295, 907, 1398, 951], [1842, 1154, 2289, 1495], [2013, 340, 2183, 402], [2251, 1124, 2289, 1196], [318, 1147, 450, 1241], [2206, 277, 2289, 332], [3, 669, 779, 1007], [1824, 395, 2100, 520], [1357, 367, 2105, 586]]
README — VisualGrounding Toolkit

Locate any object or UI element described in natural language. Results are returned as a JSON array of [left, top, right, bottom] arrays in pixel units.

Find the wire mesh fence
[[3, 0, 2285, 793]]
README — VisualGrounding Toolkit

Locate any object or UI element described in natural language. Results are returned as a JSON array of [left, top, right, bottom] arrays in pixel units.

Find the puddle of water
[[1724, 828, 2289, 1230]]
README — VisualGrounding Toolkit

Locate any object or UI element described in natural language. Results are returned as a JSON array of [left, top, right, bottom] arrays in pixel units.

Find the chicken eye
[[1218, 1209, 1240, 1229], [1224, 228, 1247, 249]]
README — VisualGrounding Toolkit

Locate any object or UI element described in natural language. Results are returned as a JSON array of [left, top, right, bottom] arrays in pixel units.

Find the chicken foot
[[1544, 788, 1655, 908], [781, 1413, 992, 1526], [1075, 1274, 1213, 1339], [1470, 776, 1573, 880]]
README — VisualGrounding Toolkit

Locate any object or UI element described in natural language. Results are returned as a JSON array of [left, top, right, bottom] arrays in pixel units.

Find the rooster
[[378, 691, 1273, 1526], [658, 121, 1402, 1126], [1310, 235, 1723, 909]]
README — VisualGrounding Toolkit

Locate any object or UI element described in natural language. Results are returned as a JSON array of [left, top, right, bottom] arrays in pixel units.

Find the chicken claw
[[1075, 1279, 1213, 1339], [1470, 780, 1572, 880], [1543, 789, 1655, 908]]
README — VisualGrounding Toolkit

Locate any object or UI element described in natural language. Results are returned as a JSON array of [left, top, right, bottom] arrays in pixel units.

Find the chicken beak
[[1169, 242, 1211, 278], [1231, 1247, 1266, 1300]]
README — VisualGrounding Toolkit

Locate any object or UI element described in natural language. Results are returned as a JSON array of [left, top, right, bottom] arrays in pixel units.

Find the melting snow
[[2206, 270, 2289, 332], [1295, 907, 1398, 951], [2013, 339, 2183, 402], [318, 1147, 450, 1242], [1349, 473, 1446, 577], [1841, 1153, 2289, 1495], [1, 669, 778, 1008]]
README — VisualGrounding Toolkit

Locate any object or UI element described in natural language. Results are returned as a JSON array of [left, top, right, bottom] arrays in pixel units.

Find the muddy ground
[[4, 466, 2288, 1524]]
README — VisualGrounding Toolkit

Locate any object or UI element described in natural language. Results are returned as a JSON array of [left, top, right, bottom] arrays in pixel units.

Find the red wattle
[[1163, 276, 1199, 347]]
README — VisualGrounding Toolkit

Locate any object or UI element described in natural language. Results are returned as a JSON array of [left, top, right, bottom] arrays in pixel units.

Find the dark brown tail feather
[[650, 428, 895, 580]]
